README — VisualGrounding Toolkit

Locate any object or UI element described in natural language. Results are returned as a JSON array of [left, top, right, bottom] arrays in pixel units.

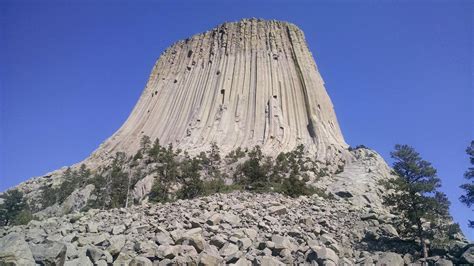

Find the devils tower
[[88, 18, 347, 165], [1, 18, 469, 266]]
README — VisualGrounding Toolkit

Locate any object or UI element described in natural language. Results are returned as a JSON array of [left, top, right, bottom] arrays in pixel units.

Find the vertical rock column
[[89, 18, 347, 163]]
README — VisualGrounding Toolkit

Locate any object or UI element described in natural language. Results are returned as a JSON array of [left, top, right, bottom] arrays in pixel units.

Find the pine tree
[[149, 178, 169, 203], [177, 157, 203, 199], [460, 140, 474, 227], [77, 164, 91, 186], [57, 167, 76, 203], [140, 135, 151, 151], [87, 174, 107, 209], [109, 152, 129, 208], [0, 189, 31, 226], [235, 146, 270, 191], [383, 145, 451, 258]]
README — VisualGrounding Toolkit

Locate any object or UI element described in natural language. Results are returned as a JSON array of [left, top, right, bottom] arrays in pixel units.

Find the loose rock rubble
[[0, 192, 471, 265]]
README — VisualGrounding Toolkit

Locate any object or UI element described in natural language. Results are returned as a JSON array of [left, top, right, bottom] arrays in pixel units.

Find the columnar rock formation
[[89, 18, 347, 164]]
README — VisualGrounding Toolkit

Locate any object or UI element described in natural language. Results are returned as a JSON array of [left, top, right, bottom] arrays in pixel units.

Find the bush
[[348, 145, 368, 151], [149, 179, 169, 203], [11, 209, 35, 225], [0, 189, 33, 226], [225, 147, 246, 163], [202, 179, 241, 195], [234, 146, 272, 192], [177, 157, 203, 199], [277, 175, 310, 198]]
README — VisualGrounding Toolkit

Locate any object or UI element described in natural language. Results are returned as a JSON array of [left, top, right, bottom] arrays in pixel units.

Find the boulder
[[199, 251, 224, 265], [155, 231, 174, 245], [237, 238, 252, 251], [86, 246, 113, 264], [107, 235, 126, 256], [220, 243, 239, 257], [129, 256, 153, 266], [134, 240, 159, 258], [86, 222, 98, 233], [29, 241, 67, 266], [260, 256, 285, 265], [112, 224, 126, 235], [232, 257, 251, 266], [61, 184, 95, 214], [434, 258, 453, 266], [460, 245, 474, 264], [361, 213, 377, 221], [271, 235, 296, 251], [210, 235, 227, 249], [0, 232, 35, 266], [268, 206, 287, 215], [156, 245, 177, 259], [207, 213, 223, 225], [64, 255, 94, 266], [380, 224, 399, 237], [375, 252, 404, 266], [177, 228, 207, 252], [224, 214, 241, 225], [306, 245, 339, 265], [132, 174, 155, 201]]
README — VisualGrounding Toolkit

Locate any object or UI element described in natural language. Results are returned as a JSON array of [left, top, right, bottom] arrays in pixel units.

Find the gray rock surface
[[1, 191, 466, 265], [0, 233, 35, 266], [87, 18, 348, 166]]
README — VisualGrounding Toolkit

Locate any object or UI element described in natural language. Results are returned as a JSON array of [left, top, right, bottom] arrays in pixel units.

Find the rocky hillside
[[1, 191, 471, 265]]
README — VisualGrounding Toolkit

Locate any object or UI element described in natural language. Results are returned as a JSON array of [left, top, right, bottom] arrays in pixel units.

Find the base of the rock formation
[[1, 191, 471, 265]]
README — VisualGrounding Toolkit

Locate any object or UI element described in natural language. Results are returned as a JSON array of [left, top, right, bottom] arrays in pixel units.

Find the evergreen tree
[[0, 189, 32, 226], [57, 167, 76, 203], [383, 144, 451, 258], [109, 152, 129, 208], [177, 157, 203, 199], [77, 164, 91, 186], [140, 135, 151, 151], [40, 185, 58, 208], [87, 174, 107, 209], [149, 178, 169, 203], [148, 138, 163, 159], [149, 143, 179, 202], [235, 146, 270, 191], [460, 140, 474, 227], [200, 142, 222, 179]]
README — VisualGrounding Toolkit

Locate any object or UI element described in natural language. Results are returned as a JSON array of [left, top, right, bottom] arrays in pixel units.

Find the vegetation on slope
[[460, 140, 474, 228]]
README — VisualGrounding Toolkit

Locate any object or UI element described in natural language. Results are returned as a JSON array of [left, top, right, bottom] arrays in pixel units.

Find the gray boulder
[[129, 256, 152, 266], [306, 245, 339, 265], [199, 251, 224, 265], [268, 205, 287, 215], [0, 232, 35, 266], [29, 241, 67, 266], [460, 244, 474, 264], [260, 256, 285, 265], [64, 255, 93, 266], [375, 252, 404, 266], [86, 246, 113, 264], [62, 184, 95, 214], [107, 235, 126, 256]]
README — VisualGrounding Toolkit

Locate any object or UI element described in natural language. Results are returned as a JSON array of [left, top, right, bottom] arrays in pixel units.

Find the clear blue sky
[[1, 1, 472, 238]]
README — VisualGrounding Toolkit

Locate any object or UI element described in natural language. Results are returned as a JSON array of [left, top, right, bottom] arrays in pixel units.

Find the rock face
[[88, 18, 347, 165]]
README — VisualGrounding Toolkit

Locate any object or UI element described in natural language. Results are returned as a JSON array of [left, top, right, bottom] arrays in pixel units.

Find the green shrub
[[225, 147, 246, 163], [202, 178, 241, 195], [149, 178, 169, 203], [0, 189, 33, 226]]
